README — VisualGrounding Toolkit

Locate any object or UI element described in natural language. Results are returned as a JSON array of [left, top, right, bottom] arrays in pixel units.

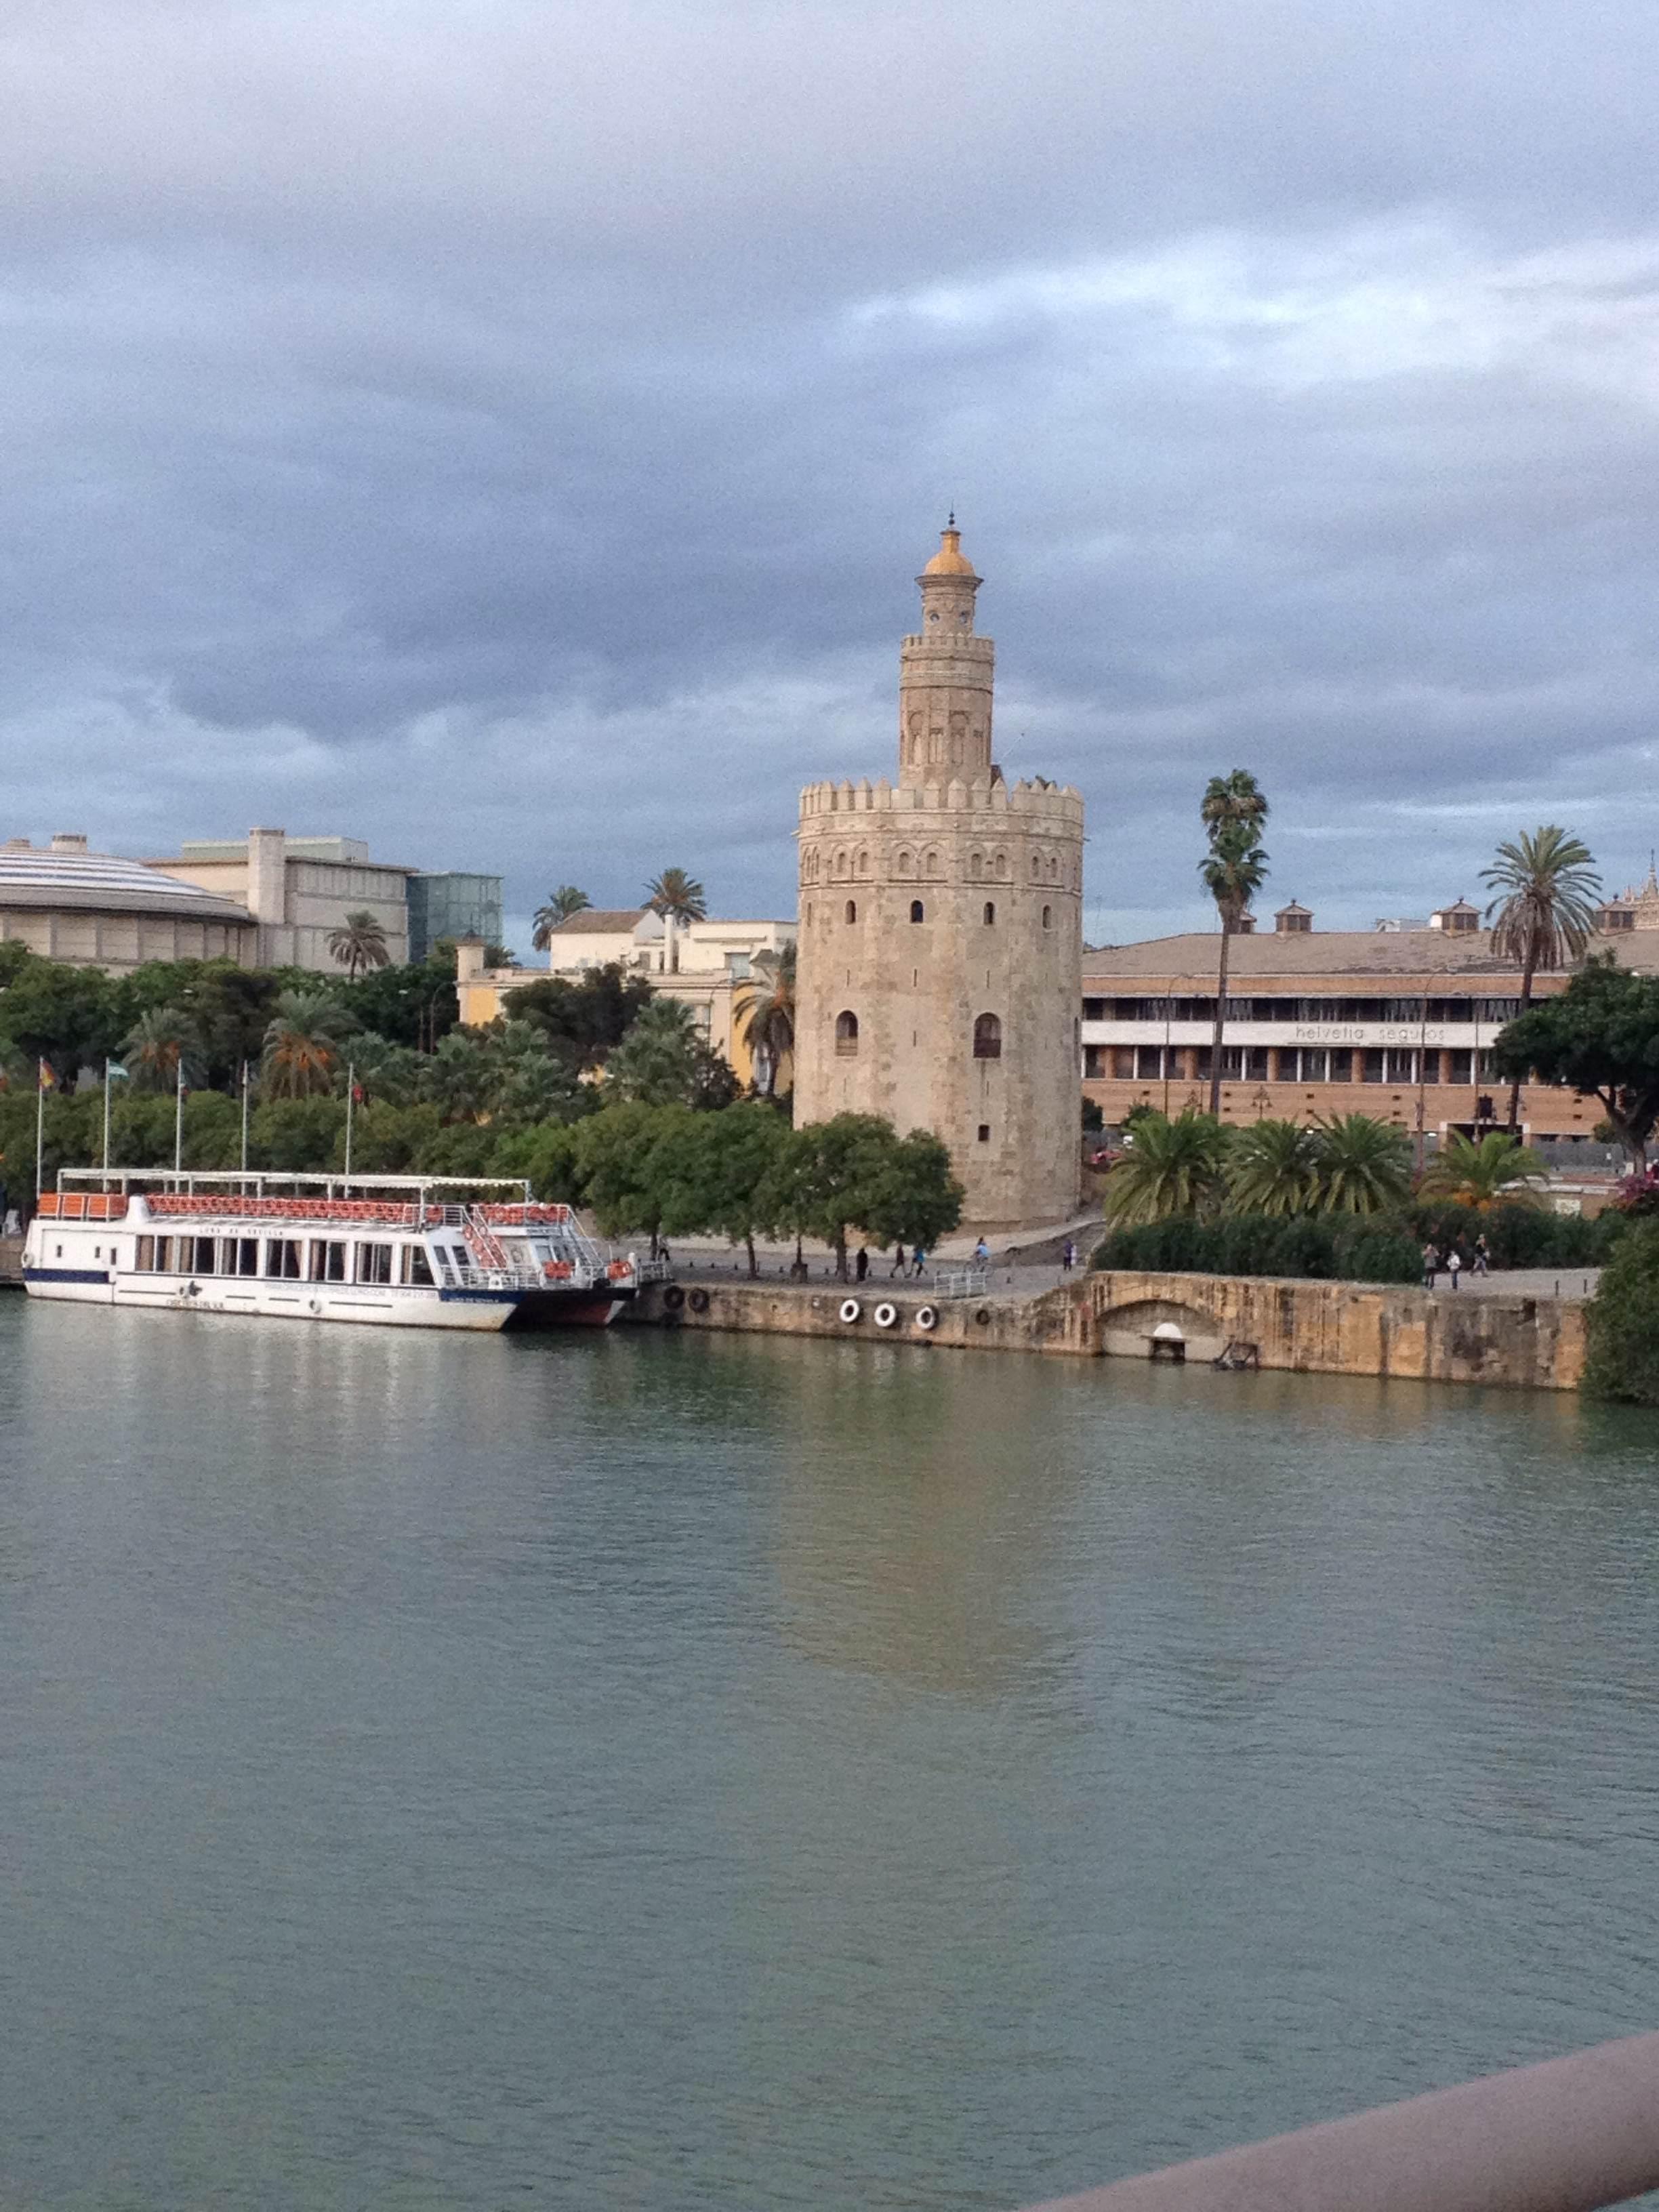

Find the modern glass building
[[407, 872, 504, 962]]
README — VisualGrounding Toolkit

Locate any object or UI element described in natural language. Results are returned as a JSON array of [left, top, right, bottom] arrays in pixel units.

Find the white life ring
[[874, 1302, 898, 1329], [914, 1305, 938, 1330], [839, 1298, 862, 1324]]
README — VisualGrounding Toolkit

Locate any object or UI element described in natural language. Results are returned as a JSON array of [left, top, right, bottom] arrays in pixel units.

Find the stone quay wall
[[630, 1269, 1589, 1392]]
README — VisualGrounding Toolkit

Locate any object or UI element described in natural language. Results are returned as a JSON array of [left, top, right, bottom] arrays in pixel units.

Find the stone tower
[[793, 527, 1084, 1227]]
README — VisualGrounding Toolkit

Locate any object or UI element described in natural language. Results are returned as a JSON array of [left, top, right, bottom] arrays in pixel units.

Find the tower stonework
[[794, 529, 1084, 1227]]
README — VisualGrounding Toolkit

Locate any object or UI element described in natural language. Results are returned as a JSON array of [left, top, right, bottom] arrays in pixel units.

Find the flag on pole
[[37, 1059, 55, 1089], [106, 1060, 129, 1082]]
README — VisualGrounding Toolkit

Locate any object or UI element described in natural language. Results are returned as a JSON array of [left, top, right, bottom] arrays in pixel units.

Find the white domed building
[[0, 835, 258, 972]]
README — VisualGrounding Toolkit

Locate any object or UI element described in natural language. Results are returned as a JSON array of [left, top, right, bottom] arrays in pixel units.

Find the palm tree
[[1101, 1108, 1230, 1225], [531, 885, 592, 951], [261, 991, 356, 1099], [1480, 827, 1601, 1130], [327, 909, 391, 983], [1309, 1113, 1412, 1215], [645, 867, 708, 977], [1199, 782, 1270, 1115], [1419, 1130, 1548, 1210], [121, 1006, 203, 1092], [1225, 1118, 1319, 1216], [737, 943, 796, 1097]]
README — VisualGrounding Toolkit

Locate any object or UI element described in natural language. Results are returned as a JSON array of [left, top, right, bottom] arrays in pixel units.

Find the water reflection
[[4, 1301, 1659, 2212]]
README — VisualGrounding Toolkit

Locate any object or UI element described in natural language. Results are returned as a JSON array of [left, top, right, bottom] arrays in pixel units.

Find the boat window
[[451, 1245, 470, 1275], [192, 1237, 216, 1275], [237, 1238, 260, 1277], [433, 1247, 456, 1284], [135, 1235, 156, 1271], [356, 1242, 394, 1285], [276, 1240, 304, 1279], [402, 1246, 435, 1287]]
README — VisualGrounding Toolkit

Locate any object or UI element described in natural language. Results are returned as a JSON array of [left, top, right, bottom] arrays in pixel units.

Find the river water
[[3, 1298, 1658, 2209]]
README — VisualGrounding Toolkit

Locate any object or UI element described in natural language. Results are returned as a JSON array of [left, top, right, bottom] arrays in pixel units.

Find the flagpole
[[240, 1061, 250, 1174], [103, 1059, 112, 1176], [344, 1061, 355, 1186], [174, 1053, 184, 1174], [35, 1060, 46, 1202]]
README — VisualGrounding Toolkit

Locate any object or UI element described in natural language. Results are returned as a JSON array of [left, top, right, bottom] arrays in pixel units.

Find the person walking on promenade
[[973, 1236, 989, 1266], [1447, 1246, 1463, 1291], [1062, 1237, 1077, 1273], [890, 1241, 906, 1278], [1422, 1242, 1440, 1290], [1473, 1233, 1490, 1277], [855, 1246, 869, 1284], [911, 1245, 927, 1279]]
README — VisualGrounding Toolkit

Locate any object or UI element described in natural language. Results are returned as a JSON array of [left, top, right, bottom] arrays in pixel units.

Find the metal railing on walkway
[[1015, 2028, 1659, 2212]]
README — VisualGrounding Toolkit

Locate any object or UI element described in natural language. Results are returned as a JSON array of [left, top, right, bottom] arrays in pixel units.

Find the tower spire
[[899, 526, 992, 785]]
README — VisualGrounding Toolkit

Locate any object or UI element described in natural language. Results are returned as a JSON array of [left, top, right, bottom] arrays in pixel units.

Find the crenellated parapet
[[797, 775, 1084, 827]]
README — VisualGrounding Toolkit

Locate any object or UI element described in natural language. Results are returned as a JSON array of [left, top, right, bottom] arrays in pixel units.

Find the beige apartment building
[[1080, 884, 1659, 1142], [146, 830, 414, 971], [457, 916, 796, 1090]]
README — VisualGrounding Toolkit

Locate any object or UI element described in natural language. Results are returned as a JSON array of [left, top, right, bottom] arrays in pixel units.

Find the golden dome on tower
[[922, 523, 977, 577]]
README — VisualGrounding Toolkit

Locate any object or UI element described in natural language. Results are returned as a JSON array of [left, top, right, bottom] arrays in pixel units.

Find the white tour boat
[[22, 1170, 652, 1330]]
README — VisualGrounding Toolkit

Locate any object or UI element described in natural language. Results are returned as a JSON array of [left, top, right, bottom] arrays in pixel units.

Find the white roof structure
[[0, 838, 252, 923]]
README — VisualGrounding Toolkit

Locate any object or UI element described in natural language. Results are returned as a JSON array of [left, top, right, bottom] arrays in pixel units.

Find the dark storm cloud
[[4, 0, 1659, 939]]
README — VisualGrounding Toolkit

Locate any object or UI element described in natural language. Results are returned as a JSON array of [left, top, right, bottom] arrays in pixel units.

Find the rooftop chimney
[[1275, 901, 1313, 934], [50, 833, 88, 853]]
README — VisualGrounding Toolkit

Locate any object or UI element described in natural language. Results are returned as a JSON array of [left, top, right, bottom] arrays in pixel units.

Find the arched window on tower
[[835, 1010, 860, 1055], [969, 850, 985, 882], [983, 901, 996, 925], [994, 851, 1010, 882], [1042, 905, 1052, 930], [844, 899, 857, 924], [973, 1013, 1002, 1060], [1030, 853, 1043, 882], [909, 899, 925, 924]]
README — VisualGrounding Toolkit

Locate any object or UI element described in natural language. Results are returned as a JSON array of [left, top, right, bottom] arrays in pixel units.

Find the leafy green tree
[[330, 949, 459, 1052], [249, 1096, 346, 1169], [571, 1103, 692, 1240], [1101, 1109, 1230, 1225], [762, 1113, 933, 1280], [1198, 775, 1270, 1115], [262, 991, 358, 1098], [335, 1102, 445, 1172], [1419, 1130, 1547, 1210], [603, 998, 741, 1110], [531, 886, 592, 949], [653, 1099, 790, 1274], [492, 1119, 584, 1203], [1309, 1113, 1412, 1214], [327, 908, 392, 982], [861, 1128, 964, 1254], [1480, 827, 1601, 1129], [121, 958, 282, 1086], [0, 955, 123, 1080], [508, 964, 654, 1064], [1582, 1221, 1659, 1404], [1493, 956, 1659, 1166], [1225, 1118, 1318, 1216]]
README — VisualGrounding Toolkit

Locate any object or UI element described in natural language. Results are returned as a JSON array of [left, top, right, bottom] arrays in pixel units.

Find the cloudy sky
[[5, 0, 1658, 950]]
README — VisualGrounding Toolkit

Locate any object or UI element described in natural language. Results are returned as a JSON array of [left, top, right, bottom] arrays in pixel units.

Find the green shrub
[[1091, 1212, 1418, 1284], [1583, 1222, 1659, 1404]]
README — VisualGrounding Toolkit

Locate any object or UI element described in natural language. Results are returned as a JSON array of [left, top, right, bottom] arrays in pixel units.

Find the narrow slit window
[[909, 900, 924, 923]]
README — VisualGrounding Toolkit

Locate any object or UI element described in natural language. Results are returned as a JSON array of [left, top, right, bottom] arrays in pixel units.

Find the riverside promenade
[[630, 1236, 1594, 1393]]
